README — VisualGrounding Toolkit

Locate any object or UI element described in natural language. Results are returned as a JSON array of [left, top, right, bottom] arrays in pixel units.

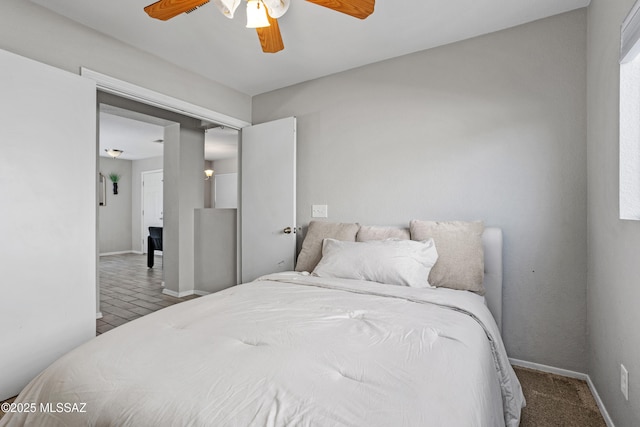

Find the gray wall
[[205, 160, 214, 209], [132, 156, 164, 252], [194, 209, 237, 294], [253, 10, 588, 371], [213, 157, 239, 174], [587, 0, 640, 424], [99, 157, 133, 254], [0, 0, 251, 123], [164, 125, 206, 295]]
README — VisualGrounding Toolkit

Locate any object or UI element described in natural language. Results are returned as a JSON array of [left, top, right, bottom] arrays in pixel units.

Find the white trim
[[162, 288, 195, 298], [80, 68, 251, 130], [586, 376, 616, 427], [96, 312, 103, 320], [622, 0, 640, 62], [510, 358, 615, 427], [164, 289, 210, 297], [99, 250, 136, 256], [509, 358, 587, 380]]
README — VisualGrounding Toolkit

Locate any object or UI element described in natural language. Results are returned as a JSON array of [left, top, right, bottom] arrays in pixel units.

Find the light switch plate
[[312, 204, 328, 218], [621, 364, 629, 400]]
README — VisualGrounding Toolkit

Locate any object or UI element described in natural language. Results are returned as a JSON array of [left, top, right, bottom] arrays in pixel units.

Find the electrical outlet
[[621, 364, 629, 400], [311, 204, 328, 218]]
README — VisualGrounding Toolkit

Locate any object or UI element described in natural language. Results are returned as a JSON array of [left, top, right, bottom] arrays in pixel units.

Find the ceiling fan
[[144, 0, 375, 54]]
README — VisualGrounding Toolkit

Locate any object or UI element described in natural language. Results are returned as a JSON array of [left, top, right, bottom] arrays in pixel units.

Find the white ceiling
[[32, 0, 589, 96], [99, 105, 238, 161]]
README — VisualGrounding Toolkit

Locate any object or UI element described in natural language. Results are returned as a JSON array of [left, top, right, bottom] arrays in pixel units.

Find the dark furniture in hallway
[[147, 227, 163, 268]]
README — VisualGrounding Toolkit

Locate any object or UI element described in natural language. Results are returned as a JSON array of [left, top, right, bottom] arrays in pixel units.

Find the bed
[[0, 223, 525, 427]]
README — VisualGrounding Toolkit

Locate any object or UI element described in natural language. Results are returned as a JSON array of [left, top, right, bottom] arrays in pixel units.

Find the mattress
[[0, 272, 524, 426]]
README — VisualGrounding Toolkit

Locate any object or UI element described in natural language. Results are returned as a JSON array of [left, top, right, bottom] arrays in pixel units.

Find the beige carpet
[[1, 367, 607, 424], [515, 366, 607, 426]]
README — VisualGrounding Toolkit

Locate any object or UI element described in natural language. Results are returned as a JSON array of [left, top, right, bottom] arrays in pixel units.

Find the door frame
[[83, 69, 251, 318], [141, 169, 163, 254], [81, 68, 250, 130]]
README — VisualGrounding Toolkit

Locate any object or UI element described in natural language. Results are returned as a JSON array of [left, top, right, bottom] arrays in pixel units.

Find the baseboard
[[194, 290, 211, 296], [99, 250, 135, 256], [162, 288, 195, 298], [99, 250, 145, 256], [96, 312, 102, 319], [586, 376, 616, 427], [509, 358, 588, 380], [509, 358, 615, 427]]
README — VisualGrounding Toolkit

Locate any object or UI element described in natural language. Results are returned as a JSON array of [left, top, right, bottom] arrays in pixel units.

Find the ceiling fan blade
[[305, 0, 374, 19], [144, 0, 210, 21], [256, 14, 284, 53]]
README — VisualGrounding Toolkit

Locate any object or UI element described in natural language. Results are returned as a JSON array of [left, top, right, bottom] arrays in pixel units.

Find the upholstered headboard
[[482, 227, 503, 333]]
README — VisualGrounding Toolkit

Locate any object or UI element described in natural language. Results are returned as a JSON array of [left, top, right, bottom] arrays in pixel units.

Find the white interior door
[[0, 49, 96, 401], [241, 117, 296, 282], [214, 172, 238, 208], [142, 170, 163, 253]]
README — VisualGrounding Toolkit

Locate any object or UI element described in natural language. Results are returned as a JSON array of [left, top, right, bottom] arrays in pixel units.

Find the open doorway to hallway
[[97, 104, 174, 334], [98, 104, 167, 258], [96, 95, 240, 334]]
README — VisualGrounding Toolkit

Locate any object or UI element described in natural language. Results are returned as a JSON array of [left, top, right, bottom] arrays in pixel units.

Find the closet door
[[0, 49, 97, 401]]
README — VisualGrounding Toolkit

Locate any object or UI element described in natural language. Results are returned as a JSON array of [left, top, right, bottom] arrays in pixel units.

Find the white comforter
[[1, 273, 524, 427]]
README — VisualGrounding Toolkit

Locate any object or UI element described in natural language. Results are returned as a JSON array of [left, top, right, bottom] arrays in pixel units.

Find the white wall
[[99, 157, 133, 254], [587, 0, 640, 424], [0, 0, 251, 123], [211, 158, 238, 208], [0, 49, 96, 401], [253, 10, 588, 371]]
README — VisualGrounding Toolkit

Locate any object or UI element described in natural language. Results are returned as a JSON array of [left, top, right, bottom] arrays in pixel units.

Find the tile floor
[[97, 253, 198, 335]]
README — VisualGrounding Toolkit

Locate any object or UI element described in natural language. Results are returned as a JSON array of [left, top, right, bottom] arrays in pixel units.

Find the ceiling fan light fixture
[[246, 0, 270, 28]]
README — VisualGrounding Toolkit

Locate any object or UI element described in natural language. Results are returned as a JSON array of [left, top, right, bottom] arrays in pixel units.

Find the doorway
[[86, 69, 251, 319], [142, 170, 163, 254], [97, 106, 166, 257]]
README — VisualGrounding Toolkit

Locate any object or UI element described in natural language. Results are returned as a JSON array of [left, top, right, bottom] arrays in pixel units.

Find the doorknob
[[283, 227, 293, 234]]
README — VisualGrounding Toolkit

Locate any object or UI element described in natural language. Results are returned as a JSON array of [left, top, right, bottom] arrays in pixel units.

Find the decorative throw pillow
[[312, 238, 438, 288], [409, 220, 485, 294], [356, 225, 410, 242], [295, 221, 360, 272]]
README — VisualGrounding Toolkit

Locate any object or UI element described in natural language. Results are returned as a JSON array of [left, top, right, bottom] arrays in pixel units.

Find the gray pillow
[[409, 220, 485, 294], [356, 225, 410, 242], [295, 221, 360, 272]]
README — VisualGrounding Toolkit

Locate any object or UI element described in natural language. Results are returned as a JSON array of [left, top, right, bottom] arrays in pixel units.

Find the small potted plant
[[109, 173, 121, 195]]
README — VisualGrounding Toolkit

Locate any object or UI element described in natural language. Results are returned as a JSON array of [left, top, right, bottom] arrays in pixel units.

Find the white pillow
[[312, 238, 438, 288]]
